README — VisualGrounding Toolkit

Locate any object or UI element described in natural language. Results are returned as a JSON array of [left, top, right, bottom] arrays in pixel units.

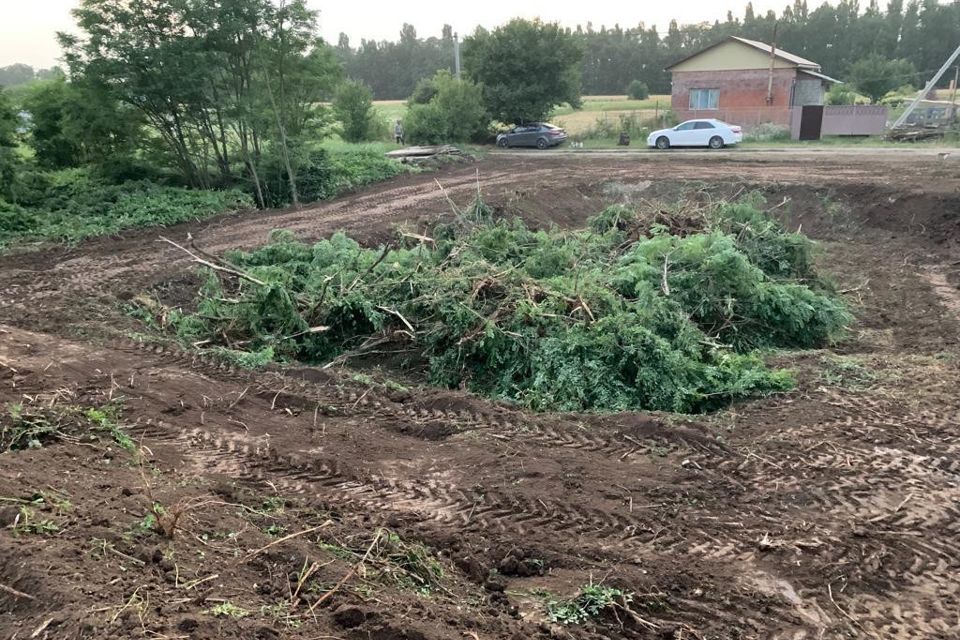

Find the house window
[[689, 89, 719, 110]]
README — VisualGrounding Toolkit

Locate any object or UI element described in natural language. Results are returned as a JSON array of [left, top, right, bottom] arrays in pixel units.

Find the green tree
[[0, 89, 21, 200], [463, 19, 582, 124], [626, 80, 649, 100], [403, 71, 488, 144], [333, 80, 376, 142], [22, 78, 82, 169], [846, 54, 917, 103], [0, 64, 35, 88], [60, 0, 342, 195]]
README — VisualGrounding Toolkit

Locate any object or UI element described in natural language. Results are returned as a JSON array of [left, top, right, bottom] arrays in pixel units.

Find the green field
[[371, 95, 674, 139], [551, 95, 672, 116]]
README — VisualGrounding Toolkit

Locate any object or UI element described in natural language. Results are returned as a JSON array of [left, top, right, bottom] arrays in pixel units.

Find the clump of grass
[[316, 529, 445, 595], [377, 531, 444, 595], [205, 602, 250, 618], [819, 355, 877, 388], [1, 403, 59, 450], [161, 194, 850, 414], [1, 401, 133, 452], [546, 583, 633, 625]]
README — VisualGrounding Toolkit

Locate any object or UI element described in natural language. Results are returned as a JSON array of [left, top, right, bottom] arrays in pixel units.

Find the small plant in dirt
[[316, 529, 445, 596], [819, 355, 877, 388], [261, 601, 303, 629], [1, 401, 133, 452], [12, 506, 61, 536], [158, 193, 850, 413], [545, 582, 633, 625], [205, 602, 251, 619], [378, 531, 445, 595], [84, 405, 135, 452], [1, 404, 58, 450], [264, 523, 288, 537]]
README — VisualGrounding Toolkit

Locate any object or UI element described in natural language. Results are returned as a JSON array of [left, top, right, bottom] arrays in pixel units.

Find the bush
[[825, 83, 858, 106], [333, 80, 377, 142], [166, 197, 850, 414], [744, 122, 791, 142], [0, 168, 252, 246], [626, 80, 649, 100], [403, 71, 489, 144], [255, 147, 407, 209]]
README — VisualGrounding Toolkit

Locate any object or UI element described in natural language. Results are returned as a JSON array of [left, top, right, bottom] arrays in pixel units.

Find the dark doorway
[[799, 105, 824, 141]]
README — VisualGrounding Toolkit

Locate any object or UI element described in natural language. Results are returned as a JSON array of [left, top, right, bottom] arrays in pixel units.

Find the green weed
[[545, 583, 633, 625], [205, 602, 250, 619], [0, 168, 252, 248], [12, 506, 61, 536], [819, 355, 877, 388], [1, 403, 58, 450], [209, 346, 276, 369], [84, 405, 135, 452], [1, 401, 134, 452]]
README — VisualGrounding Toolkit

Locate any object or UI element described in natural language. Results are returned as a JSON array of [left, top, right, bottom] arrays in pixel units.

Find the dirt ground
[[1, 152, 959, 640]]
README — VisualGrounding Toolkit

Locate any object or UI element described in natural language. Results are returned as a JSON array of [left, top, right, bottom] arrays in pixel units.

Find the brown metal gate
[[798, 105, 824, 141]]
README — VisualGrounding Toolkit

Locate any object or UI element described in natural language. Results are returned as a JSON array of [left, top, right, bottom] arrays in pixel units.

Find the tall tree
[[0, 64, 36, 88], [463, 19, 582, 123], [0, 89, 20, 201]]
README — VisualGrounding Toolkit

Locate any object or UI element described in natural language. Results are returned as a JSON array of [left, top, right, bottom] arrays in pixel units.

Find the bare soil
[[1, 152, 959, 640]]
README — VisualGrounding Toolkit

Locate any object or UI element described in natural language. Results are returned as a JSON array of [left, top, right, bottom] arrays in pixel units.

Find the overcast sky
[[1, 0, 827, 69]]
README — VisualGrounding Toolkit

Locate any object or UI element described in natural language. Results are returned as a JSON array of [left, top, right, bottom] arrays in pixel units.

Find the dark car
[[496, 123, 568, 149]]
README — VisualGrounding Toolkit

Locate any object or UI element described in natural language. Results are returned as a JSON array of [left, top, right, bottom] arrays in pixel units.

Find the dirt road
[[1, 152, 959, 639]]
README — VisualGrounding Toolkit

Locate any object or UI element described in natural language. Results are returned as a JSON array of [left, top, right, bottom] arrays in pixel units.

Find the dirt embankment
[[1, 152, 960, 640]]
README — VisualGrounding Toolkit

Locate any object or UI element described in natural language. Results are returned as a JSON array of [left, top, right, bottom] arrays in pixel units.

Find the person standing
[[394, 120, 404, 144]]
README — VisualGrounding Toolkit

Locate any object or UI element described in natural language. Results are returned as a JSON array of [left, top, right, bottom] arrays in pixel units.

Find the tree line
[[333, 0, 960, 99], [0, 64, 64, 88]]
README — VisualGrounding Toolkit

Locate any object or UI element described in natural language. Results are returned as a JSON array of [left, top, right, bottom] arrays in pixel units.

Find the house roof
[[799, 69, 841, 84], [666, 36, 822, 71]]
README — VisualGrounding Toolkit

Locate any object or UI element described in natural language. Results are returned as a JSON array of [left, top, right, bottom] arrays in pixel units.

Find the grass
[[819, 354, 877, 388], [1, 400, 133, 452], [551, 95, 672, 116], [205, 602, 251, 619], [372, 100, 407, 125]]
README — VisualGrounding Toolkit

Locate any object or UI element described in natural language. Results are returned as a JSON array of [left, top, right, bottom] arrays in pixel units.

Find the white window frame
[[689, 88, 719, 110]]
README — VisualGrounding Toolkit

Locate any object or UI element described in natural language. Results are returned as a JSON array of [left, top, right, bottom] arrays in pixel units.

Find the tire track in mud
[[135, 422, 660, 551], [666, 387, 960, 639]]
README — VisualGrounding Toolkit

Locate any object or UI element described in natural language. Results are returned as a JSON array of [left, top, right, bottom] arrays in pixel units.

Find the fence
[[679, 105, 889, 139], [789, 105, 888, 139]]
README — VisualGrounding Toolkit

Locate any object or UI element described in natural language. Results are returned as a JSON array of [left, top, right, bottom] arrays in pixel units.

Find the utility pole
[[766, 22, 778, 105], [454, 33, 461, 79], [950, 65, 959, 124], [891, 42, 960, 129]]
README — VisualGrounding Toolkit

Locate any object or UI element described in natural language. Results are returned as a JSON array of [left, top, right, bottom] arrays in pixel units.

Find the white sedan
[[648, 119, 743, 150]]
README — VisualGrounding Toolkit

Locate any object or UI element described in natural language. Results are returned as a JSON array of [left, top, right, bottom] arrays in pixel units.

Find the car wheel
[[708, 136, 724, 149], [497, 138, 509, 148], [655, 136, 670, 150], [536, 138, 548, 150]]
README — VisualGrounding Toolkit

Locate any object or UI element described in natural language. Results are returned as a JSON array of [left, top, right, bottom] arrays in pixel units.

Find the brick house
[[667, 36, 839, 128]]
